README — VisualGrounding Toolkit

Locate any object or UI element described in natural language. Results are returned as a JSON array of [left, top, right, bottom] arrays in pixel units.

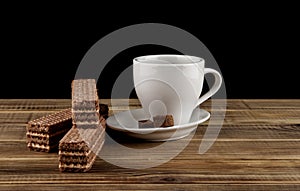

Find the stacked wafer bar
[[26, 109, 72, 152], [59, 79, 106, 172]]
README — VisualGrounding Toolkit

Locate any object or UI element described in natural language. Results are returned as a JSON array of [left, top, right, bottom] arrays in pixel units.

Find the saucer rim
[[106, 108, 210, 133]]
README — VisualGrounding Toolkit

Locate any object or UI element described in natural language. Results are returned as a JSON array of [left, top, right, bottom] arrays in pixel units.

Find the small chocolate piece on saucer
[[138, 120, 154, 128], [153, 115, 174, 127], [138, 115, 174, 128]]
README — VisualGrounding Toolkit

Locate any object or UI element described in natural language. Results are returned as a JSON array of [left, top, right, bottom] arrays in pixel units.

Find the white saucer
[[106, 108, 210, 141]]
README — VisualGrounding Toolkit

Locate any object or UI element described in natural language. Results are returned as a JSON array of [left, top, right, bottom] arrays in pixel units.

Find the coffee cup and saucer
[[106, 55, 222, 141]]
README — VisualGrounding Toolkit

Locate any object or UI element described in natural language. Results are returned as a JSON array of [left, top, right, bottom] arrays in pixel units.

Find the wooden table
[[0, 99, 300, 190]]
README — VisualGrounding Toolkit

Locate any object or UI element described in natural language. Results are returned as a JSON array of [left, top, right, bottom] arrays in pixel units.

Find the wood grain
[[0, 99, 300, 190]]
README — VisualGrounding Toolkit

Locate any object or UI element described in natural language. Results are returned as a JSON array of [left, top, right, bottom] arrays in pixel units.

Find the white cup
[[133, 55, 222, 125]]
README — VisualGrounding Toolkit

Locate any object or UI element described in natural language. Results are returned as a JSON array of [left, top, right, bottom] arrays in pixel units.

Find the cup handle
[[195, 68, 222, 108]]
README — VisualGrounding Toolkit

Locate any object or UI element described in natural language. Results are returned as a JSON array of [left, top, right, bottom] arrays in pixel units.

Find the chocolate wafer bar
[[26, 108, 72, 152], [58, 125, 105, 172], [71, 79, 99, 112], [71, 79, 100, 125]]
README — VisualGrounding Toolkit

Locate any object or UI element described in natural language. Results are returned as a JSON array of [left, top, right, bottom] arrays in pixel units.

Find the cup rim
[[133, 54, 204, 65]]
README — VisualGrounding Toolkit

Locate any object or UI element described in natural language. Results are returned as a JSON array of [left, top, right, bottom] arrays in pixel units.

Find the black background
[[1, 4, 299, 99]]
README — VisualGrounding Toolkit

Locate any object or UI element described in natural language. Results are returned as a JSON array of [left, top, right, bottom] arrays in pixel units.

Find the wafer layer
[[71, 79, 99, 112], [58, 126, 105, 172]]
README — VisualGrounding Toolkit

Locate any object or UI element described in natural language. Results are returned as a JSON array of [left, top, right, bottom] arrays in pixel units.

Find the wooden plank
[[2, 123, 300, 142], [0, 162, 299, 186], [0, 152, 300, 180], [196, 124, 300, 140], [0, 124, 300, 144], [1, 109, 300, 126], [0, 124, 26, 141], [223, 109, 300, 125], [0, 99, 247, 111], [0, 112, 56, 124], [0, 173, 299, 184], [0, 184, 300, 191], [201, 99, 248, 110], [0, 99, 71, 111], [243, 99, 300, 109], [0, 99, 299, 111], [1, 138, 300, 160], [0, 99, 139, 111], [0, 152, 299, 175]]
